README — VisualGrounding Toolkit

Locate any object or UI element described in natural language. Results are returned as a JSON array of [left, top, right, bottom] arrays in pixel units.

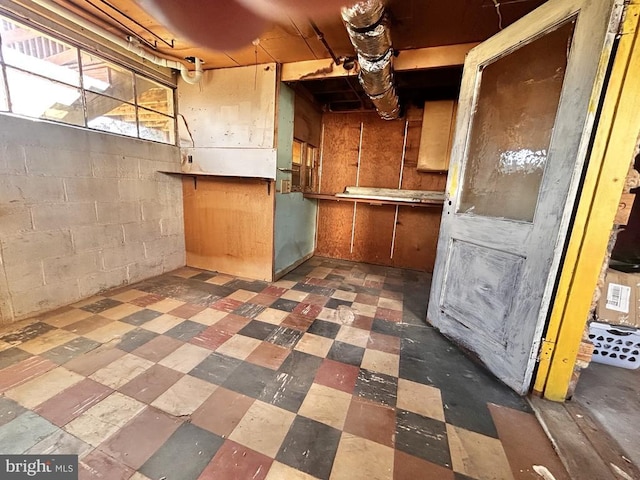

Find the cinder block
[[96, 201, 141, 225], [4, 260, 45, 293], [78, 267, 128, 298], [141, 200, 181, 221], [117, 179, 158, 202], [101, 242, 145, 269], [0, 175, 65, 205], [162, 250, 186, 272], [64, 177, 116, 203], [0, 143, 27, 175], [0, 206, 33, 236], [123, 221, 162, 243], [117, 157, 141, 179], [160, 217, 183, 237], [32, 203, 97, 231], [1, 230, 74, 267], [128, 257, 164, 283], [11, 281, 82, 320], [72, 224, 124, 251], [43, 251, 101, 283], [26, 146, 93, 177], [90, 153, 120, 178], [144, 235, 184, 260]]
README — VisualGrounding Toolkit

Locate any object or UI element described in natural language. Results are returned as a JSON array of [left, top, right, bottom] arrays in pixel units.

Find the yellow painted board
[[538, 6, 640, 401]]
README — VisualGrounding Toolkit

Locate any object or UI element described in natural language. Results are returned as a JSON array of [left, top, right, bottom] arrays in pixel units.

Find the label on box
[[606, 282, 631, 313]]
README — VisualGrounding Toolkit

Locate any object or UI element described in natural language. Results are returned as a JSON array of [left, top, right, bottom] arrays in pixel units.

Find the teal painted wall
[[274, 84, 318, 275]]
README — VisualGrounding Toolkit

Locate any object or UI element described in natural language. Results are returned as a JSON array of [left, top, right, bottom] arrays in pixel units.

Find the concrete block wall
[[0, 114, 185, 324]]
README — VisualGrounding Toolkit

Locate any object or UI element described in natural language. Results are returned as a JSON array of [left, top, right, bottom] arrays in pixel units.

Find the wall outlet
[[281, 179, 292, 193]]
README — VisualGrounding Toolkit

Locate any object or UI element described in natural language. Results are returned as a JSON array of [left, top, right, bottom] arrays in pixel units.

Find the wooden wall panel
[[359, 114, 405, 188], [319, 114, 361, 193], [393, 206, 443, 272], [352, 205, 396, 264], [315, 201, 355, 260], [294, 92, 323, 147], [317, 109, 448, 272], [183, 176, 274, 281]]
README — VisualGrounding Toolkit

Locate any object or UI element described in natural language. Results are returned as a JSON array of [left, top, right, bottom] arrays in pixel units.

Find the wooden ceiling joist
[[281, 42, 480, 82]]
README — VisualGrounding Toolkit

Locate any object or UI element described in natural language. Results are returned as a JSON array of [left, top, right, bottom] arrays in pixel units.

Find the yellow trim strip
[[536, 2, 640, 401]]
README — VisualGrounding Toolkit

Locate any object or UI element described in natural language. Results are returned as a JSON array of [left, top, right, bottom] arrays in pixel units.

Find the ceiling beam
[[281, 42, 480, 82]]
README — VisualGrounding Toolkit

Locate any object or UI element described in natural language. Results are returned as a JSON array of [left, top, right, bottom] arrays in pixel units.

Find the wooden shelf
[[303, 193, 444, 208]]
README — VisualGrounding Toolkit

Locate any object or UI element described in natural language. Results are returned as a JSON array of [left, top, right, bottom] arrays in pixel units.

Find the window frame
[[291, 138, 318, 193], [0, 14, 176, 145]]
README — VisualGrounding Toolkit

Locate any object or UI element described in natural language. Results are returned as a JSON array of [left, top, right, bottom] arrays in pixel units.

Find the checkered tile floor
[[0, 257, 570, 480]]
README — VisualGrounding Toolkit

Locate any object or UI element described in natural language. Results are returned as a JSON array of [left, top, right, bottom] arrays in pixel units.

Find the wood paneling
[[315, 201, 354, 260], [317, 110, 447, 271], [359, 115, 405, 189], [393, 207, 443, 272], [183, 176, 274, 281], [294, 92, 323, 147], [352, 205, 396, 264], [319, 114, 361, 193]]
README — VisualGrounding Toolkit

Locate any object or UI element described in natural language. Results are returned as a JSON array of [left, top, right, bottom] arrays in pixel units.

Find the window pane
[[138, 107, 175, 144], [86, 91, 137, 138], [81, 51, 134, 102], [0, 17, 80, 86], [292, 140, 303, 165], [136, 75, 173, 116], [0, 72, 8, 111], [458, 20, 575, 222], [6, 67, 84, 125], [305, 146, 316, 191]]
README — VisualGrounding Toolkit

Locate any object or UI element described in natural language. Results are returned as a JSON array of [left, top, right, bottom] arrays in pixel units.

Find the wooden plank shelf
[[304, 193, 444, 208]]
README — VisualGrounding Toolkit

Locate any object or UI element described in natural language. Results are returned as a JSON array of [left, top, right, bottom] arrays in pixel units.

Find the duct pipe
[[27, 0, 202, 84], [342, 0, 399, 120]]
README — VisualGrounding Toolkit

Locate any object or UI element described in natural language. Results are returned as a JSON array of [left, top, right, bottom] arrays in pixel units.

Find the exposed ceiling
[[50, 0, 547, 110]]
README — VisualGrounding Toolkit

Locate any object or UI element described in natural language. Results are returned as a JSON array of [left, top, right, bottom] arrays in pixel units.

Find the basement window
[[291, 138, 317, 192], [0, 15, 176, 144]]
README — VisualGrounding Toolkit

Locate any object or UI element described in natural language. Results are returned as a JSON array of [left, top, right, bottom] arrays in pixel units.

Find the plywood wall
[[316, 107, 447, 272], [183, 176, 274, 281]]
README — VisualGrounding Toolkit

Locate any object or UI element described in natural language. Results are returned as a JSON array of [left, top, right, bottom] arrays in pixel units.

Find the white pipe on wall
[[27, 0, 203, 84]]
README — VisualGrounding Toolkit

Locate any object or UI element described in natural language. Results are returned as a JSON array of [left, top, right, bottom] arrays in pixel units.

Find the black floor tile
[[189, 353, 242, 385], [0, 397, 27, 427], [238, 320, 278, 341], [0, 322, 55, 344], [140, 423, 223, 480], [271, 298, 299, 313], [165, 320, 208, 342], [371, 318, 405, 338], [325, 298, 353, 310], [232, 303, 267, 319], [276, 416, 341, 480], [259, 372, 309, 413], [221, 362, 276, 399], [191, 272, 216, 282], [41, 337, 100, 365], [225, 279, 268, 293], [116, 328, 158, 352], [396, 409, 451, 469], [80, 298, 123, 314], [455, 473, 476, 480], [279, 351, 323, 384], [327, 341, 365, 367], [354, 369, 397, 407], [307, 320, 341, 340], [0, 347, 32, 369], [266, 326, 304, 349], [120, 309, 163, 326]]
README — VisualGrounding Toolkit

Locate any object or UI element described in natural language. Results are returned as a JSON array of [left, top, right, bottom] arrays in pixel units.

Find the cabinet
[[417, 100, 457, 172]]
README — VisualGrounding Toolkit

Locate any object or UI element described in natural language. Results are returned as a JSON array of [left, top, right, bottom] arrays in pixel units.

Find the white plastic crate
[[588, 322, 640, 370]]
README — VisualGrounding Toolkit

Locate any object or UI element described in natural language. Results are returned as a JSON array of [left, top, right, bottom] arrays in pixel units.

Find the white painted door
[[428, 0, 624, 394]]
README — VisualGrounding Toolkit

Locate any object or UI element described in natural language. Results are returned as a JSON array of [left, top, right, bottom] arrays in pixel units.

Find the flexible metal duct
[[342, 0, 400, 120]]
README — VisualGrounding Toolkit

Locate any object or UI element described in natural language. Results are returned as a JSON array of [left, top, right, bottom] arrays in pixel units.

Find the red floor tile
[[314, 358, 359, 395]]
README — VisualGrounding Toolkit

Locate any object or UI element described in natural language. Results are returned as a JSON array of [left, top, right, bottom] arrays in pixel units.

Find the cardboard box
[[597, 269, 640, 328]]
